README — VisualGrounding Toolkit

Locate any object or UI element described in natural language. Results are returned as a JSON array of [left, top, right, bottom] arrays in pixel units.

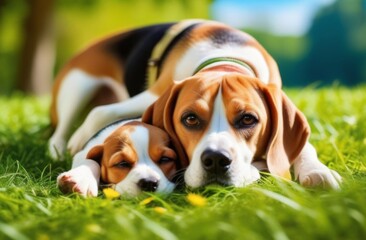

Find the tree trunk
[[16, 0, 55, 95]]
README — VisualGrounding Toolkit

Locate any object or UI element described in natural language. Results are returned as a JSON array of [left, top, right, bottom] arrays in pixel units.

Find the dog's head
[[86, 121, 176, 196], [142, 71, 310, 188]]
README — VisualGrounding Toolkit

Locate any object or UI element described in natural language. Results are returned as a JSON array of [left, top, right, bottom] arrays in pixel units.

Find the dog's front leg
[[57, 152, 100, 197], [67, 91, 158, 154], [293, 142, 342, 189]]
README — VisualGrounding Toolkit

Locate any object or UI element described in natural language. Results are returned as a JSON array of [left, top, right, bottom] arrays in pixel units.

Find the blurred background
[[0, 0, 365, 96]]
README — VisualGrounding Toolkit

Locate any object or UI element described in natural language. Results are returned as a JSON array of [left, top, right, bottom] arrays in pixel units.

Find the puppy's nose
[[137, 178, 159, 192], [201, 149, 232, 175]]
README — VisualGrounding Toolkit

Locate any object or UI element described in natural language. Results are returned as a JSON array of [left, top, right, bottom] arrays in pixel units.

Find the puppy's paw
[[299, 168, 342, 189], [57, 167, 98, 197]]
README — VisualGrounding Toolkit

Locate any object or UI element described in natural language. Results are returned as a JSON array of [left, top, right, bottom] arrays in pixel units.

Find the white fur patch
[[49, 69, 106, 158]]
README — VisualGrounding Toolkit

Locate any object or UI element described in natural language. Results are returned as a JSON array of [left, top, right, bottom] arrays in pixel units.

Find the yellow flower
[[139, 197, 154, 206], [186, 193, 207, 207], [154, 207, 167, 214], [103, 188, 120, 199], [86, 224, 103, 233], [37, 234, 50, 240]]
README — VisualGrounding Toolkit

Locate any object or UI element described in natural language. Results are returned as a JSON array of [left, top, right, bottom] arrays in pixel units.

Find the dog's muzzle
[[201, 149, 232, 177], [137, 177, 159, 192]]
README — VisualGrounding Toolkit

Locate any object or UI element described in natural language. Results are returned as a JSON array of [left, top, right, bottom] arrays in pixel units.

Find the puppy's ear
[[263, 84, 310, 179], [86, 144, 104, 164], [142, 84, 189, 169]]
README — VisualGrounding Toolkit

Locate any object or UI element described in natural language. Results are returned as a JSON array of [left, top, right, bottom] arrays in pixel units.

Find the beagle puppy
[[49, 19, 341, 189], [57, 120, 177, 197]]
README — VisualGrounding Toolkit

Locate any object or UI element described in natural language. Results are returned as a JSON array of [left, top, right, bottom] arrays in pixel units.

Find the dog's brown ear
[[142, 86, 173, 130], [142, 84, 189, 169], [86, 144, 104, 164], [263, 84, 310, 179]]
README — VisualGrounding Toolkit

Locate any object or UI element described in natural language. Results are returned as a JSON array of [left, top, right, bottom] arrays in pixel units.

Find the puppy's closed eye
[[158, 157, 174, 165], [114, 160, 132, 169]]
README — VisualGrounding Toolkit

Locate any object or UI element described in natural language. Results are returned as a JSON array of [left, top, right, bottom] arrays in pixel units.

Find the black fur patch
[[209, 28, 247, 46], [105, 23, 174, 97], [104, 22, 202, 97]]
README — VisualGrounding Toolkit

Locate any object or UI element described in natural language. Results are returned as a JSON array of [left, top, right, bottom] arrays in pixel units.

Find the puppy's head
[[86, 121, 176, 196], [142, 71, 310, 188]]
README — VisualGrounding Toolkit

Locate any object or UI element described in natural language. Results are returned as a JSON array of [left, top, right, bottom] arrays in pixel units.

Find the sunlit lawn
[[0, 85, 365, 240]]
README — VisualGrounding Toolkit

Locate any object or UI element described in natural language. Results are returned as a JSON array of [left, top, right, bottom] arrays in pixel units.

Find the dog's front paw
[[299, 168, 342, 189], [68, 107, 108, 155], [57, 167, 98, 197], [48, 137, 66, 160], [67, 129, 87, 155]]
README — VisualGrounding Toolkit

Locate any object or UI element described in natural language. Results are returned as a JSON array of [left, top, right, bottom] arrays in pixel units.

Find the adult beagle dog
[[57, 119, 176, 197], [49, 19, 341, 189]]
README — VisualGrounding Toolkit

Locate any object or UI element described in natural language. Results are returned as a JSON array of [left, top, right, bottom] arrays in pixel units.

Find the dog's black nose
[[137, 178, 159, 192], [201, 149, 232, 175]]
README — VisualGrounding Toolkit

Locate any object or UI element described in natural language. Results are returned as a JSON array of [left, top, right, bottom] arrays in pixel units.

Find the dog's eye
[[235, 113, 258, 129], [182, 113, 201, 129], [115, 161, 132, 169], [158, 157, 173, 165]]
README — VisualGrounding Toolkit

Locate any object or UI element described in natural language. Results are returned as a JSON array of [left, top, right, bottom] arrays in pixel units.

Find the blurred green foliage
[[246, 0, 366, 87], [0, 0, 211, 95], [54, 0, 211, 64]]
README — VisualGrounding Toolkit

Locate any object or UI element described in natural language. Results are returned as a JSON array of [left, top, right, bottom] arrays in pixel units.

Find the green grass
[[1, 86, 366, 240]]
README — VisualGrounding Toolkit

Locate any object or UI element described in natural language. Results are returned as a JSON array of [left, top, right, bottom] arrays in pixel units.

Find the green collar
[[193, 57, 254, 75]]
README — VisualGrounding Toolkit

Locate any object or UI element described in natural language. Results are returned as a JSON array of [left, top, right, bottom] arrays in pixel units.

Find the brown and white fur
[[57, 119, 176, 197], [50, 19, 341, 189]]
